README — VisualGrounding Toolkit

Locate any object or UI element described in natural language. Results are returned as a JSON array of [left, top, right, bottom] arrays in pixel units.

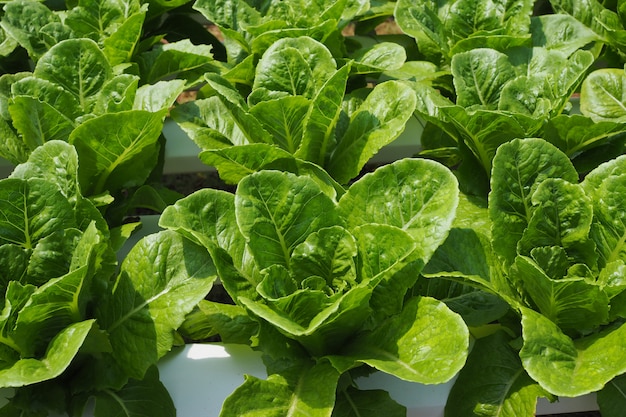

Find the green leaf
[[180, 300, 258, 344], [511, 256, 609, 331], [0, 118, 29, 165], [159, 189, 260, 303], [580, 68, 626, 122], [25, 228, 82, 286], [296, 64, 350, 165], [99, 231, 216, 379], [249, 96, 310, 153], [531, 14, 601, 55], [250, 36, 337, 104], [338, 158, 458, 262], [11, 76, 81, 120], [445, 331, 552, 417], [242, 282, 372, 355], [199, 144, 294, 183], [8, 96, 75, 150], [337, 296, 468, 384], [326, 81, 417, 184], [92, 365, 175, 417], [92, 74, 138, 114], [14, 265, 92, 356], [235, 171, 339, 271], [333, 387, 406, 417], [133, 80, 186, 113], [520, 307, 626, 396], [452, 49, 516, 109], [489, 138, 579, 267], [0, 178, 75, 249], [34, 39, 112, 113], [598, 374, 626, 417], [349, 42, 406, 74], [70, 109, 167, 196], [291, 226, 358, 290], [517, 179, 593, 257], [543, 114, 626, 157], [582, 156, 626, 268], [102, 6, 147, 67], [137, 39, 221, 85], [1, 0, 60, 59], [220, 362, 340, 417], [171, 95, 272, 148], [394, 0, 447, 62], [0, 320, 94, 388]]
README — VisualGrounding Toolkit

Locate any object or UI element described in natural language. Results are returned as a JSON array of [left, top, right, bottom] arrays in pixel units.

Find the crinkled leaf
[[543, 114, 626, 157], [241, 284, 372, 356], [0, 178, 75, 249], [452, 49, 516, 109], [291, 226, 358, 290], [489, 138, 579, 267], [250, 36, 337, 104], [70, 109, 167, 195], [34, 39, 112, 113], [520, 308, 626, 396], [337, 296, 468, 384], [511, 256, 609, 331], [235, 170, 339, 271], [0, 118, 29, 165], [137, 39, 221, 85], [580, 68, 626, 122], [517, 178, 593, 257], [99, 230, 216, 379], [220, 362, 340, 417], [327, 81, 417, 184], [296, 64, 350, 165], [338, 158, 458, 263], [93, 74, 138, 114], [1, 0, 60, 59], [249, 96, 310, 153], [582, 156, 626, 268]]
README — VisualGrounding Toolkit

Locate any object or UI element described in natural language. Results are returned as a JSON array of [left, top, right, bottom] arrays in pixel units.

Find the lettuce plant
[[191, 0, 406, 84], [0, 0, 224, 84], [0, 141, 217, 416], [423, 137, 626, 416], [0, 35, 196, 223], [172, 35, 417, 186], [394, 0, 536, 66], [159, 157, 469, 416], [548, 0, 626, 64]]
